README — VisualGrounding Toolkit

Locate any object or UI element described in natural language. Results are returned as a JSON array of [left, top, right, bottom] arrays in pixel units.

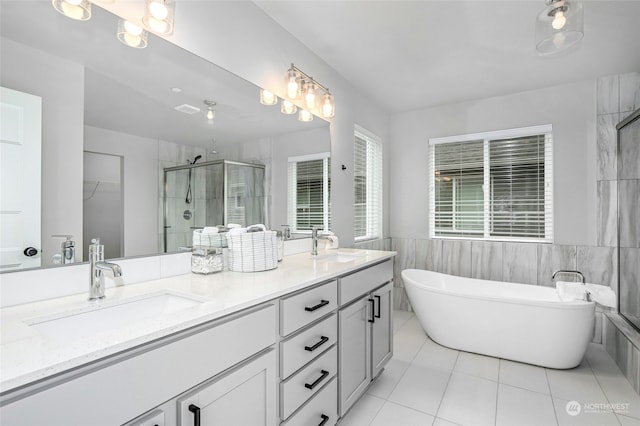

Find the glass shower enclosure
[[162, 160, 266, 253]]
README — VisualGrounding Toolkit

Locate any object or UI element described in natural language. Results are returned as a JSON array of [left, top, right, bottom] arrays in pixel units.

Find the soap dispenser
[[52, 235, 75, 264]]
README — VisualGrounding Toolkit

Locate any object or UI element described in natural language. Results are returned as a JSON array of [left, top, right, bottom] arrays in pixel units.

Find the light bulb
[[260, 89, 277, 106], [281, 100, 297, 115], [66, 0, 82, 5], [149, 1, 168, 20], [124, 21, 143, 37], [552, 10, 566, 30], [207, 109, 214, 120], [304, 83, 316, 109], [60, 2, 84, 19], [118, 19, 148, 48], [322, 93, 335, 118], [124, 33, 142, 47], [287, 77, 298, 99], [147, 16, 168, 33], [299, 109, 313, 122]]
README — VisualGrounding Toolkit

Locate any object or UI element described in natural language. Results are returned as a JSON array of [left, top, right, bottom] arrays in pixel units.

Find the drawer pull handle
[[305, 336, 329, 352], [318, 414, 330, 426], [368, 299, 375, 323], [305, 369, 329, 390], [305, 299, 329, 312], [375, 294, 382, 318], [188, 404, 201, 426]]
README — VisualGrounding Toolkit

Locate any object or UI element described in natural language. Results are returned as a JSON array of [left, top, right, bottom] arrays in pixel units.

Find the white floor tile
[[367, 358, 410, 399], [339, 394, 386, 426], [432, 418, 463, 426], [412, 338, 459, 371], [596, 373, 640, 419], [553, 397, 620, 426], [499, 359, 550, 394], [369, 401, 435, 426], [454, 351, 499, 381], [388, 363, 451, 416], [437, 373, 497, 426], [393, 317, 428, 363], [393, 310, 413, 334], [496, 384, 557, 426], [619, 414, 640, 426], [546, 361, 609, 404]]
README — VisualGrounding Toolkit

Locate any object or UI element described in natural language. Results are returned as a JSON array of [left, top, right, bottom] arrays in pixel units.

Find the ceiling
[[256, 1, 640, 113]]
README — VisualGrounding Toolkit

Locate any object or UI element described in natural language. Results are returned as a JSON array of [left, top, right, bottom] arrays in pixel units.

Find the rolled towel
[[586, 283, 617, 308], [556, 281, 588, 301], [247, 224, 267, 233], [228, 227, 247, 236], [203, 226, 219, 234], [227, 223, 242, 229]]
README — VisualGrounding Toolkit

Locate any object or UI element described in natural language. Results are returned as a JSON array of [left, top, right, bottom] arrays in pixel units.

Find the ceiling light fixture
[[535, 0, 583, 56], [281, 99, 297, 115], [117, 19, 148, 48], [52, 0, 91, 21], [259, 89, 278, 106], [298, 109, 313, 122], [204, 100, 216, 123], [142, 0, 174, 35], [284, 63, 335, 119]]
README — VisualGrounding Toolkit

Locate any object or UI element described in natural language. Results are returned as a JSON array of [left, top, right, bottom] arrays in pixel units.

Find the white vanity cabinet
[[338, 260, 393, 417]]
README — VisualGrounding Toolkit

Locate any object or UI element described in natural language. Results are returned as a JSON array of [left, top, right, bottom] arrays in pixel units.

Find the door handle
[[304, 369, 329, 390], [318, 414, 330, 426], [23, 247, 38, 257], [188, 404, 201, 426], [375, 295, 381, 318], [305, 336, 329, 352], [368, 299, 375, 323], [305, 299, 329, 312]]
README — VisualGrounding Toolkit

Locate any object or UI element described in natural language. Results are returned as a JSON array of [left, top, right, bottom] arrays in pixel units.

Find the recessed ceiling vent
[[174, 104, 201, 114]]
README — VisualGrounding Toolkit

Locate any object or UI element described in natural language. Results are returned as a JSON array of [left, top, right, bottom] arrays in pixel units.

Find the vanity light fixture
[[142, 0, 174, 35], [117, 19, 148, 49], [259, 89, 278, 106], [52, 0, 91, 21], [298, 109, 313, 122], [285, 64, 335, 119], [535, 0, 584, 56], [281, 99, 297, 115], [204, 100, 216, 123]]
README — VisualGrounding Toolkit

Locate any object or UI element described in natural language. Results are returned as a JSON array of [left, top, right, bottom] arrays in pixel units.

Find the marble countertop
[[0, 249, 395, 394]]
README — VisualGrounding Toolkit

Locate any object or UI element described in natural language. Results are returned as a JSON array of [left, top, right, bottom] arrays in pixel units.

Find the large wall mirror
[[0, 1, 330, 271]]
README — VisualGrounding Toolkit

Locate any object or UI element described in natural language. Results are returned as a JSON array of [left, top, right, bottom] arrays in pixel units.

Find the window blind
[[288, 154, 331, 231], [429, 126, 553, 242], [354, 129, 383, 241]]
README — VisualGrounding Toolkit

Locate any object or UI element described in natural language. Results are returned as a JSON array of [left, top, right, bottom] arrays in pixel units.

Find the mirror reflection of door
[[83, 151, 123, 259], [0, 87, 41, 271]]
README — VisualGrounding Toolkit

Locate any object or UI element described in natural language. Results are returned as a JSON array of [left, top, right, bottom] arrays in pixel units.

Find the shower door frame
[[162, 160, 266, 253]]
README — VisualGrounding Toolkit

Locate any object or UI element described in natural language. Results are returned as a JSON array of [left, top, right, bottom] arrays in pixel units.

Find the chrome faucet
[[552, 269, 590, 301], [88, 238, 122, 301], [52, 234, 75, 264], [311, 226, 331, 256]]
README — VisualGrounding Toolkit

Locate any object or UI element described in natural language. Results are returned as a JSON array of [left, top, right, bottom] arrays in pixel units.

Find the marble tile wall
[[604, 314, 640, 394]]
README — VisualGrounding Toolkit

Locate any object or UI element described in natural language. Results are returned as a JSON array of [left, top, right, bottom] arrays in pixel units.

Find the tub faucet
[[552, 270, 590, 302], [311, 226, 331, 256], [88, 238, 122, 301]]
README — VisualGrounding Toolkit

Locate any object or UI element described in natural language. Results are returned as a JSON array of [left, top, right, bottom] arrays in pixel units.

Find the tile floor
[[339, 310, 640, 426]]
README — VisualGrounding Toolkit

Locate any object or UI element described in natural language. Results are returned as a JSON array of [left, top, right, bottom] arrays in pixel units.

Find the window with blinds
[[354, 128, 383, 241], [287, 153, 331, 232], [429, 125, 553, 242]]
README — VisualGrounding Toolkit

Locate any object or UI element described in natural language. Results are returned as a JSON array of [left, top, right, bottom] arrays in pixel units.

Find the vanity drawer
[[282, 377, 337, 426], [280, 280, 337, 336], [339, 259, 393, 305], [280, 313, 337, 379], [280, 345, 337, 420]]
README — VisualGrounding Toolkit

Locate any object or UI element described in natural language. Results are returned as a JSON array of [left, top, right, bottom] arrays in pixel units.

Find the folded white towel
[[227, 223, 242, 229], [586, 283, 617, 308], [228, 227, 247, 236], [203, 226, 219, 234], [556, 281, 617, 308], [247, 224, 267, 233], [556, 281, 588, 301]]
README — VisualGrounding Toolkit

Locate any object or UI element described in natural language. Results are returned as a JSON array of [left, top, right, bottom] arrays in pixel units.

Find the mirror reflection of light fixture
[[299, 109, 313, 122], [204, 100, 216, 123], [142, 0, 174, 35], [52, 0, 91, 21], [535, 0, 583, 56], [281, 99, 297, 115], [259, 89, 278, 106], [117, 19, 148, 49], [284, 64, 335, 119]]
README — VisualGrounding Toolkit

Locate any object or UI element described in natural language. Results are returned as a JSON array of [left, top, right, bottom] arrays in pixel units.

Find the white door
[[0, 87, 42, 270]]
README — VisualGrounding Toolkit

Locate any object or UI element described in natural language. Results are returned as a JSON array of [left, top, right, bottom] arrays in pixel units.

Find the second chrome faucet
[[88, 238, 122, 301]]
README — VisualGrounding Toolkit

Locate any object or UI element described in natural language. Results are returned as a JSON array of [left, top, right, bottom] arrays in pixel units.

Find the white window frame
[[428, 125, 553, 243], [287, 152, 331, 233], [354, 126, 383, 242]]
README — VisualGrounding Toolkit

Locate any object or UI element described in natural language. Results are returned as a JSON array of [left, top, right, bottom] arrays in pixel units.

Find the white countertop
[[0, 249, 395, 394]]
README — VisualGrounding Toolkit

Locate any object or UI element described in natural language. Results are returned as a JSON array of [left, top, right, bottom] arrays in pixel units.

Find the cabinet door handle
[[368, 299, 375, 323], [304, 369, 329, 390], [188, 404, 201, 426], [305, 335, 329, 352], [318, 414, 330, 426], [375, 294, 381, 318], [305, 299, 329, 312]]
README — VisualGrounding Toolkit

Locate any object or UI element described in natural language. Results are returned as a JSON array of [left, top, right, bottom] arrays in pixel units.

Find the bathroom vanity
[[0, 249, 395, 425]]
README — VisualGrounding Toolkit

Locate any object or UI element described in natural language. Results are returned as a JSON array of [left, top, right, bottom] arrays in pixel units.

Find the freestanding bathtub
[[401, 269, 595, 369]]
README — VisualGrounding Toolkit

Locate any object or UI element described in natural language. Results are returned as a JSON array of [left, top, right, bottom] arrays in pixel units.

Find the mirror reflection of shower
[[163, 160, 266, 253]]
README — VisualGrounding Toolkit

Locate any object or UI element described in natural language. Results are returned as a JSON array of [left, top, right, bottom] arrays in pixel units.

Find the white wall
[[390, 80, 597, 246], [84, 126, 159, 257], [100, 1, 392, 247], [0, 37, 84, 264]]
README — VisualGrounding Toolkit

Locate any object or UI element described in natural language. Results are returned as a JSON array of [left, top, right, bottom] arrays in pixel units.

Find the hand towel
[[586, 283, 617, 308], [556, 281, 588, 301]]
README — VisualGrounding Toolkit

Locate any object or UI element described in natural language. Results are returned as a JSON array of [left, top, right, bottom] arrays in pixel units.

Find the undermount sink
[[28, 293, 204, 342], [315, 250, 367, 263]]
